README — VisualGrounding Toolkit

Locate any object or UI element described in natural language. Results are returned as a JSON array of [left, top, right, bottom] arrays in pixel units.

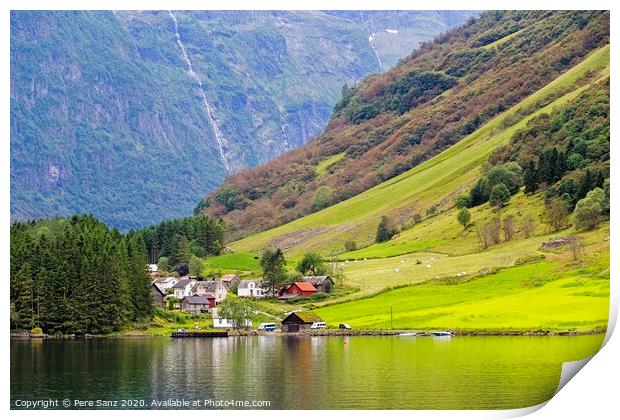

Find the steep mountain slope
[[199, 11, 609, 240], [229, 43, 609, 256], [10, 10, 475, 230], [224, 43, 609, 334]]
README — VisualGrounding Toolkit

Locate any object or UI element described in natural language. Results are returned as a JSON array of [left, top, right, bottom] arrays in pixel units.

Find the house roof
[[291, 282, 317, 292], [192, 280, 227, 293], [238, 279, 263, 289], [151, 284, 165, 296], [282, 311, 323, 324], [182, 295, 214, 304], [172, 278, 193, 289], [302, 276, 334, 286], [220, 274, 240, 281], [153, 276, 176, 284]]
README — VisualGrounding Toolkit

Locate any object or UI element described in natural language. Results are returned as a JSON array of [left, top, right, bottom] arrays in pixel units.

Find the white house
[[211, 308, 252, 329], [171, 278, 197, 299], [152, 277, 178, 294], [237, 280, 268, 298]]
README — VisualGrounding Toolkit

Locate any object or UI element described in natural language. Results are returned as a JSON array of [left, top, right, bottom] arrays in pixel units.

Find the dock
[[171, 331, 229, 338]]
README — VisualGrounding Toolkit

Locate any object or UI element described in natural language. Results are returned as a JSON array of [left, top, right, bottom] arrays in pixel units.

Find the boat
[[431, 331, 453, 337], [399, 332, 417, 336]]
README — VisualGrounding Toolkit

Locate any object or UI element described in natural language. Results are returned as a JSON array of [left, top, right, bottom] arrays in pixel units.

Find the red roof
[[292, 282, 317, 292]]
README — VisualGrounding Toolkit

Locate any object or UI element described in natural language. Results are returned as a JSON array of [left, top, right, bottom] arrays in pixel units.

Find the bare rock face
[[11, 10, 477, 230]]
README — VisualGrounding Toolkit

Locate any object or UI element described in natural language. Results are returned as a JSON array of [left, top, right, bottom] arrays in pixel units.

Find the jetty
[[171, 331, 228, 338]]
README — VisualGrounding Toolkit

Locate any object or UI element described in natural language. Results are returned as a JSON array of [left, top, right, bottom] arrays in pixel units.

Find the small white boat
[[432, 331, 453, 337], [399, 332, 417, 336]]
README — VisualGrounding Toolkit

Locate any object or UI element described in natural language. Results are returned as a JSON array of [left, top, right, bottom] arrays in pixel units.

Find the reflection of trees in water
[[12, 336, 607, 409]]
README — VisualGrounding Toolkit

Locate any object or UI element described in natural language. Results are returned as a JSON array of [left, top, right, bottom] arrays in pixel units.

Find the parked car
[[257, 322, 277, 331], [177, 328, 187, 332], [339, 323, 351, 329], [310, 321, 327, 329]]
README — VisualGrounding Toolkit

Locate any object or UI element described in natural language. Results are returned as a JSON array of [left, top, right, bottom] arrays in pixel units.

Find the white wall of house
[[214, 283, 228, 303], [238, 281, 267, 299], [173, 280, 196, 299], [212, 309, 251, 328]]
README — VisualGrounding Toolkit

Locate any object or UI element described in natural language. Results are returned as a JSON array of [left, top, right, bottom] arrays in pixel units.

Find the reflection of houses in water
[[148, 337, 235, 401], [149, 336, 281, 404]]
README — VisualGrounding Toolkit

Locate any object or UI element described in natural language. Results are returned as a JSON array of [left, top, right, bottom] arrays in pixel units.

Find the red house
[[278, 282, 318, 300]]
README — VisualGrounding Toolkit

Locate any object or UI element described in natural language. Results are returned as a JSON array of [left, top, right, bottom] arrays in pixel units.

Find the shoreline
[[10, 328, 607, 339]]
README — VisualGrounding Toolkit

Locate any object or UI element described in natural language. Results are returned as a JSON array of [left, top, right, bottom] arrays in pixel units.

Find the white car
[[310, 321, 327, 329]]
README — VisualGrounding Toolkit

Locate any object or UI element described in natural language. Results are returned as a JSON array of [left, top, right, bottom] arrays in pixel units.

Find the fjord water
[[11, 335, 604, 409]]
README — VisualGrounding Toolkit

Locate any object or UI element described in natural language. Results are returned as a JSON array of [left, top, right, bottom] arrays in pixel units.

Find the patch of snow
[[48, 165, 60, 182], [386, 29, 399, 34]]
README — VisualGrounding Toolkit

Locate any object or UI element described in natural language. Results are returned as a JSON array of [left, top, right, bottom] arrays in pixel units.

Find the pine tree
[[523, 160, 539, 194], [126, 234, 153, 321], [260, 248, 287, 297], [15, 262, 35, 330]]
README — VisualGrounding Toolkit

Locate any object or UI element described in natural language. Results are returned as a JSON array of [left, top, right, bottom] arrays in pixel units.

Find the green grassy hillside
[[315, 255, 609, 333], [231, 45, 609, 256], [233, 44, 609, 333]]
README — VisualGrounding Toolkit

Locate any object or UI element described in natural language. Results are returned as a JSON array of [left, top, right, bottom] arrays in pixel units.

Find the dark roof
[[281, 311, 323, 324], [172, 278, 193, 289], [181, 295, 214, 304], [291, 282, 317, 292], [302, 276, 334, 286]]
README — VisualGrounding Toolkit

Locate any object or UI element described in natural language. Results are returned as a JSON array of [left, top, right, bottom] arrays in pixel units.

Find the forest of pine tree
[[10, 215, 153, 334], [138, 216, 225, 267]]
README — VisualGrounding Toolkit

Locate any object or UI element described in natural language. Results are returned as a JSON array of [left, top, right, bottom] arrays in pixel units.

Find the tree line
[[137, 215, 225, 275], [10, 215, 152, 334]]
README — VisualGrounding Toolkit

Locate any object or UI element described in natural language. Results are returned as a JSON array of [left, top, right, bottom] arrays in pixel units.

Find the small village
[[148, 264, 339, 334]]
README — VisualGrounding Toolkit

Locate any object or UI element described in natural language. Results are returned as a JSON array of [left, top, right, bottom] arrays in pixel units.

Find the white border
[[2, 1, 617, 419]]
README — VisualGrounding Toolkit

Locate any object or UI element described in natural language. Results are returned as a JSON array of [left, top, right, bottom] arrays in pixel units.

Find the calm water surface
[[11, 335, 604, 409]]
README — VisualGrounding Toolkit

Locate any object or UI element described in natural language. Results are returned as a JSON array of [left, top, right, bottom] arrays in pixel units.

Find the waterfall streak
[[168, 10, 231, 172]]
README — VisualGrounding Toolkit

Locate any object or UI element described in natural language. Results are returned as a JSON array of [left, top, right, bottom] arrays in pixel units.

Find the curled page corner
[[555, 356, 595, 396]]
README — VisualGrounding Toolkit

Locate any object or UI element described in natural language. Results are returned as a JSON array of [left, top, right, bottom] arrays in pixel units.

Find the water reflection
[[11, 335, 604, 409]]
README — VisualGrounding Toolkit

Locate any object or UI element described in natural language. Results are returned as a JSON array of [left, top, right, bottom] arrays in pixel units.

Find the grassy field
[[315, 250, 609, 333], [231, 45, 609, 257], [481, 28, 526, 50], [201, 251, 261, 276], [316, 152, 346, 177], [340, 191, 546, 259]]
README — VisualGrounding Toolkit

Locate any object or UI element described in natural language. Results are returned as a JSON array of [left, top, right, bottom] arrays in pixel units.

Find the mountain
[[207, 31, 609, 335], [197, 11, 610, 241], [229, 48, 609, 257], [10, 10, 477, 230]]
